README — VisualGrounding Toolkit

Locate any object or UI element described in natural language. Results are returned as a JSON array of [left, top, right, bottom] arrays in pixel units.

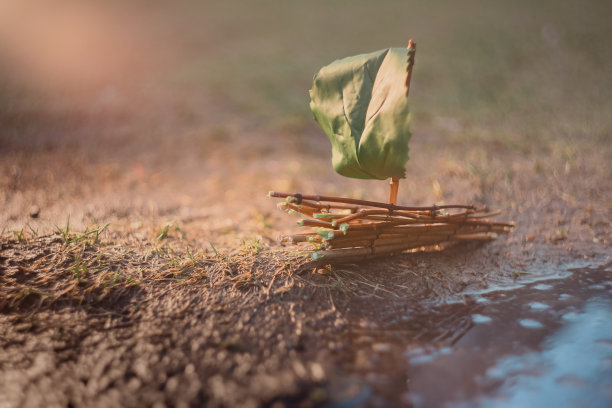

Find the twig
[[270, 191, 475, 212]]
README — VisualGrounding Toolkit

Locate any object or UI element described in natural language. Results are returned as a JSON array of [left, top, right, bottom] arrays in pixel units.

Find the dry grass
[[0, 225, 314, 315], [1, 218, 518, 318]]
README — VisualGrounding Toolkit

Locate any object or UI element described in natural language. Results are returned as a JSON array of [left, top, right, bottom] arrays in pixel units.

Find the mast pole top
[[405, 39, 416, 98]]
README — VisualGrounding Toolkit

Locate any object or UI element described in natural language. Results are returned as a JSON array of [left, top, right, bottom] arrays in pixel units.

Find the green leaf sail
[[309, 47, 411, 180]]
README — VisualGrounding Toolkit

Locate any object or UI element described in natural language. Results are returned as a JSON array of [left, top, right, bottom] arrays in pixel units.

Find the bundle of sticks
[[269, 191, 514, 262]]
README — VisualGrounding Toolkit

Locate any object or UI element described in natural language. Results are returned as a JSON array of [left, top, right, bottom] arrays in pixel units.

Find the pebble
[[29, 205, 40, 218]]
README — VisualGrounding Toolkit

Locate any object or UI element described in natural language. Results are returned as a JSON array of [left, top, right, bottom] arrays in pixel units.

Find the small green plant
[[56, 215, 72, 243], [157, 223, 171, 241], [185, 246, 197, 266], [241, 237, 262, 254], [71, 257, 88, 284], [209, 242, 221, 257], [157, 221, 185, 241], [26, 223, 38, 237], [55, 216, 109, 246], [90, 223, 110, 244], [72, 223, 110, 245], [107, 271, 122, 288], [13, 228, 26, 242]]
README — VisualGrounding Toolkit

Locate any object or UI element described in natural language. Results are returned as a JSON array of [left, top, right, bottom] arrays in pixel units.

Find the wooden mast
[[389, 39, 416, 205]]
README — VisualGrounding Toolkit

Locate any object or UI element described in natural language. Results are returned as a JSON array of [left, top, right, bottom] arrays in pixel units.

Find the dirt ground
[[1, 1, 611, 407]]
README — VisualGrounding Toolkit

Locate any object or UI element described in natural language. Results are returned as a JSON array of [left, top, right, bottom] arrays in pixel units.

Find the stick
[[313, 238, 447, 262], [389, 177, 400, 205], [269, 191, 475, 212], [386, 40, 416, 205], [299, 199, 358, 212], [405, 39, 416, 98]]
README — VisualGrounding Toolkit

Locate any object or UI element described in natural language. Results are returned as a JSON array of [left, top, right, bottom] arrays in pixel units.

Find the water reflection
[[518, 319, 544, 329], [333, 264, 612, 407], [474, 297, 612, 408]]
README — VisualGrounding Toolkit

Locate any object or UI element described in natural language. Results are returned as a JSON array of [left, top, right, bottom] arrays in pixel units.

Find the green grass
[[71, 257, 89, 284], [241, 237, 260, 254], [2, 0, 610, 171], [157, 0, 612, 143], [157, 222, 185, 242], [56, 216, 110, 246]]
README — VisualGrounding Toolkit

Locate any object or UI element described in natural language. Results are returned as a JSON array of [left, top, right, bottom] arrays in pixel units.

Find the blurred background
[[1, 0, 610, 246]]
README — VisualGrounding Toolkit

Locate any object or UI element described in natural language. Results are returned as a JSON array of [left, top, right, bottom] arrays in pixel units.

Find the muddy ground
[[1, 1, 611, 407]]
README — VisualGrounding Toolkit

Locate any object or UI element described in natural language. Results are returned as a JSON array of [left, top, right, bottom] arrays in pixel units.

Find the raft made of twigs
[[269, 191, 514, 262]]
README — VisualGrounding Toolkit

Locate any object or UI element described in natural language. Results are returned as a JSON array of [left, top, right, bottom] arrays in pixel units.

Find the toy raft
[[269, 40, 513, 262], [270, 191, 513, 262]]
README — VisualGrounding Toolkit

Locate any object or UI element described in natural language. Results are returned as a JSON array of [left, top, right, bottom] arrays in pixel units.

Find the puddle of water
[[471, 297, 612, 408], [331, 263, 612, 407], [532, 283, 554, 290], [518, 318, 544, 329], [472, 314, 492, 324], [527, 301, 550, 310]]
